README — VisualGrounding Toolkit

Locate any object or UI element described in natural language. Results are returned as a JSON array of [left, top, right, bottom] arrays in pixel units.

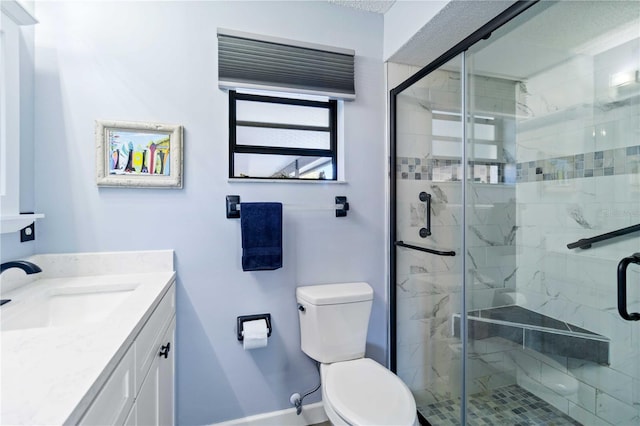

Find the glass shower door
[[464, 2, 640, 425], [392, 55, 465, 425], [392, 3, 639, 424]]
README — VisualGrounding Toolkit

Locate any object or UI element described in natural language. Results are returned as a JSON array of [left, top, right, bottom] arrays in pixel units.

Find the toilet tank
[[296, 282, 373, 364]]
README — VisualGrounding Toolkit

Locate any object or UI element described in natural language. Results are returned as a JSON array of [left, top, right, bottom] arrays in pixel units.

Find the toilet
[[296, 282, 417, 426]]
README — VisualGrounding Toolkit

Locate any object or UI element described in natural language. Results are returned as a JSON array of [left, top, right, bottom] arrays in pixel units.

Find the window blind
[[218, 29, 355, 100]]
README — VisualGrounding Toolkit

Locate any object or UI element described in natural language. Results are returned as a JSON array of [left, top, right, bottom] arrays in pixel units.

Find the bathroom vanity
[[0, 250, 176, 425]]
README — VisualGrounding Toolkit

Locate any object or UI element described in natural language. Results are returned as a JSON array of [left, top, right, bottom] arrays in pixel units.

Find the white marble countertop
[[0, 250, 175, 425]]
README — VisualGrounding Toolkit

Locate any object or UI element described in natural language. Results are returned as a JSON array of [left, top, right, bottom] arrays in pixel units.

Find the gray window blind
[[218, 29, 355, 100]]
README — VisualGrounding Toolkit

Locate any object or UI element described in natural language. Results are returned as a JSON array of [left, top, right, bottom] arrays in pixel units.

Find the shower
[[390, 2, 640, 425]]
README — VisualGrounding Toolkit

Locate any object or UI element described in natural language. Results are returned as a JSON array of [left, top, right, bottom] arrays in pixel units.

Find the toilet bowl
[[321, 358, 417, 426], [296, 282, 417, 426]]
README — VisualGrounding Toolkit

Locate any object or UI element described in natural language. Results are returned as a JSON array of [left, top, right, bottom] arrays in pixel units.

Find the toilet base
[[322, 397, 419, 426], [321, 389, 348, 426]]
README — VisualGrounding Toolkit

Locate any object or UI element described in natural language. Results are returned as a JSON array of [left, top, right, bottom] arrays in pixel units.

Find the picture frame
[[96, 120, 183, 188]]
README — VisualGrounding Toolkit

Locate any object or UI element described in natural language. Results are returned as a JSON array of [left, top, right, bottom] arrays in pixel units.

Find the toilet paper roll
[[242, 319, 268, 350]]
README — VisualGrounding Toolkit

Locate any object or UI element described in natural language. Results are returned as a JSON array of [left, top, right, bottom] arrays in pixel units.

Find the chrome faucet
[[0, 260, 42, 306]]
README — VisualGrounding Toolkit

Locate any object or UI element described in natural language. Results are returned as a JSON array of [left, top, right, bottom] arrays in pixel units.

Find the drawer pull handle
[[159, 342, 171, 359]]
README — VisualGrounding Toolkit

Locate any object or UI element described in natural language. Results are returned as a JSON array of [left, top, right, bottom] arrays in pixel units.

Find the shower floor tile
[[419, 384, 582, 426]]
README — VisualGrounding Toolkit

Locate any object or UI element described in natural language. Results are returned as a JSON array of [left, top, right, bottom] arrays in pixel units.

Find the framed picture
[[96, 120, 183, 188]]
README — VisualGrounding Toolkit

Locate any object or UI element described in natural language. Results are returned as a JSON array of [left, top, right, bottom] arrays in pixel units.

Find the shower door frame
[[388, 2, 538, 424]]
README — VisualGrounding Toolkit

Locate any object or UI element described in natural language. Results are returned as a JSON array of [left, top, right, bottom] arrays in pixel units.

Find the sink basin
[[1, 283, 139, 331]]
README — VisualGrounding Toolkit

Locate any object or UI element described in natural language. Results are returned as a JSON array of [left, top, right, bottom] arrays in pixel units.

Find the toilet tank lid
[[296, 282, 373, 305]]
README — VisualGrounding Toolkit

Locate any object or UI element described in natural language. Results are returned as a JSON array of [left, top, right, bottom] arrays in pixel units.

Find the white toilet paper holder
[[237, 313, 272, 341]]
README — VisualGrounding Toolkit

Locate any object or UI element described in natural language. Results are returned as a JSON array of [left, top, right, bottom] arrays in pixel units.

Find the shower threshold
[[420, 384, 581, 426], [452, 305, 609, 365]]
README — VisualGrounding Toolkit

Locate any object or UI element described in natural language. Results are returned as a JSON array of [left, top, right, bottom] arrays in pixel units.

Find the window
[[430, 110, 507, 184], [229, 90, 338, 180]]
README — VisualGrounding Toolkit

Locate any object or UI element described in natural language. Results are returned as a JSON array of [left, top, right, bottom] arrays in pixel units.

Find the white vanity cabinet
[[80, 283, 176, 426], [137, 318, 176, 426]]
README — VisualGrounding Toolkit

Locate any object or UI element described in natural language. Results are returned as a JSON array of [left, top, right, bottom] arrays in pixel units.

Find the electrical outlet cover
[[20, 223, 35, 242]]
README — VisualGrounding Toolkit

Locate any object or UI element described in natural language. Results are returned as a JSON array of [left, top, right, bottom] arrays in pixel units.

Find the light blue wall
[[33, 2, 385, 424], [0, 232, 34, 261]]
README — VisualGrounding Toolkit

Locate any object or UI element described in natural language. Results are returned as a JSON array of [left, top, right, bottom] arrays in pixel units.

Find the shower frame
[[388, 1, 539, 424]]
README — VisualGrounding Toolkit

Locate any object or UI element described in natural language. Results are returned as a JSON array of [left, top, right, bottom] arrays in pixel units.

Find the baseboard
[[211, 402, 328, 426]]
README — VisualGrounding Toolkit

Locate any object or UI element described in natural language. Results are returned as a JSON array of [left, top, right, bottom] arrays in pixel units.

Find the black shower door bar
[[567, 223, 640, 250], [394, 241, 456, 257]]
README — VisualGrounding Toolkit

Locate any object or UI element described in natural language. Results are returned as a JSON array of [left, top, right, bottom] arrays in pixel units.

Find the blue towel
[[241, 202, 283, 271]]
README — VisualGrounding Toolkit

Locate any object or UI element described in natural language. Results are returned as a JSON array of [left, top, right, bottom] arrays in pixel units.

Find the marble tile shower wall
[[393, 63, 520, 405], [513, 40, 640, 425], [465, 183, 519, 397], [395, 180, 464, 403], [396, 182, 519, 404], [392, 64, 459, 405], [463, 75, 520, 398]]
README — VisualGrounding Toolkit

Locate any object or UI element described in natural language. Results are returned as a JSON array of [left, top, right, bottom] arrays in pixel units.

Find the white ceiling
[[388, 1, 517, 69], [327, 0, 396, 14], [329, 1, 640, 82], [467, 1, 640, 81]]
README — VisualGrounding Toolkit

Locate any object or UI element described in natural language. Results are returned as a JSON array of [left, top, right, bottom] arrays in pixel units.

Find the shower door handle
[[419, 192, 431, 238], [617, 253, 640, 321]]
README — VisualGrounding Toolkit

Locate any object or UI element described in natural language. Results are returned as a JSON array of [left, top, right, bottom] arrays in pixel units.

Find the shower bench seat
[[452, 305, 610, 365]]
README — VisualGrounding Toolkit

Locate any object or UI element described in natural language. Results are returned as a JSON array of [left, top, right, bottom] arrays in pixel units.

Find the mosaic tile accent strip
[[420, 384, 581, 426], [396, 145, 640, 184], [516, 145, 640, 183], [397, 158, 505, 183]]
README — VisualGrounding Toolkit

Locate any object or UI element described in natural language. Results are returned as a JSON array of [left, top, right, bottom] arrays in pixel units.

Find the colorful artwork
[[107, 130, 171, 176], [96, 120, 183, 188]]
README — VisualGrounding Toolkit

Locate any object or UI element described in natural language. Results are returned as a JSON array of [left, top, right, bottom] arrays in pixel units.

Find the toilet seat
[[323, 358, 417, 426]]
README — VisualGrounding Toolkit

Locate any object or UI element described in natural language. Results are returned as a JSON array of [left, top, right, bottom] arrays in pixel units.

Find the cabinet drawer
[[136, 283, 175, 393], [80, 345, 135, 426]]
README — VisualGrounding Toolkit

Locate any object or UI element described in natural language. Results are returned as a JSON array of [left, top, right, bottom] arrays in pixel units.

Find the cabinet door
[[79, 347, 135, 426], [137, 318, 175, 426], [136, 286, 175, 395], [124, 404, 136, 426], [158, 319, 175, 425]]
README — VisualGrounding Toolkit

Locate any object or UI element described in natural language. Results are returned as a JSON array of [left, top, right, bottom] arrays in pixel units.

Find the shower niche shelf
[[453, 305, 610, 365]]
